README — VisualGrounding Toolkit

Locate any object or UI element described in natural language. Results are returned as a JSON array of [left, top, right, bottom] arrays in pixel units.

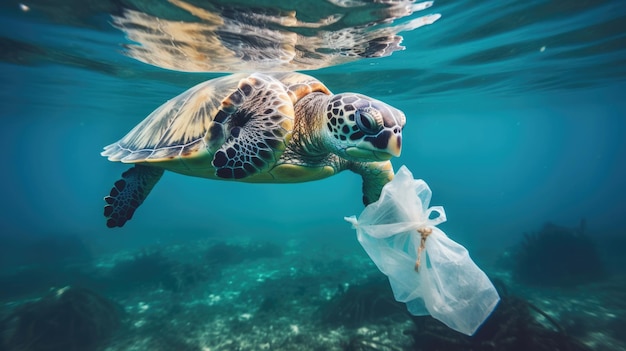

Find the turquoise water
[[1, 1, 625, 350]]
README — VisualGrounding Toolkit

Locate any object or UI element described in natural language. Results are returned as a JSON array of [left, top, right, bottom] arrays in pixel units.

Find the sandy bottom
[[95, 236, 625, 351], [1, 234, 623, 351]]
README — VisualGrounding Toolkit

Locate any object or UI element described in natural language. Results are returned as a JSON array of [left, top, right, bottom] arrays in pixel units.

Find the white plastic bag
[[345, 165, 500, 335]]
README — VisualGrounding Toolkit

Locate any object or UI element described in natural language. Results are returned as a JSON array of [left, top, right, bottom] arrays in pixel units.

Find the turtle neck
[[291, 92, 332, 158]]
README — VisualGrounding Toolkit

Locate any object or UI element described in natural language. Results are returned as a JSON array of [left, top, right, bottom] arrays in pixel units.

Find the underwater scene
[[1, 0, 625, 350]]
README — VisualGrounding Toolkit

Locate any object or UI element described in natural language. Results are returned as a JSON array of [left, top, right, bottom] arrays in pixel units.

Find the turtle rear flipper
[[104, 165, 164, 228]]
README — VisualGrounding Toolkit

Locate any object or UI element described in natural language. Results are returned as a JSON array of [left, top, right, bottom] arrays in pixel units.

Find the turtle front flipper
[[104, 165, 164, 228], [350, 160, 395, 205], [206, 73, 295, 179]]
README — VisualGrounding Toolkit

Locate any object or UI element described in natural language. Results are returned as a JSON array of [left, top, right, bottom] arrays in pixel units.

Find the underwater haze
[[1, 0, 626, 350]]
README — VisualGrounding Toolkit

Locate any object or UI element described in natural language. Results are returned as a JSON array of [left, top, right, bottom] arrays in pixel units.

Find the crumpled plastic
[[345, 165, 500, 335]]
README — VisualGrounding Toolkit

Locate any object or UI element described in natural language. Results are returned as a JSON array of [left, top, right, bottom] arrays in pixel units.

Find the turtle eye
[[355, 109, 381, 135]]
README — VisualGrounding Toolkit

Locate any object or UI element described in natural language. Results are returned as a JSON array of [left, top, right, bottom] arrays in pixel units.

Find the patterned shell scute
[[206, 73, 298, 179]]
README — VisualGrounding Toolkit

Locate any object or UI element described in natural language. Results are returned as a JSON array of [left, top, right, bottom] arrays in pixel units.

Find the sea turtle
[[102, 72, 405, 228]]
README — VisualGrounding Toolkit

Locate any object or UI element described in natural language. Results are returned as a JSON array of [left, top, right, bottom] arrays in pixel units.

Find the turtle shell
[[101, 72, 331, 180]]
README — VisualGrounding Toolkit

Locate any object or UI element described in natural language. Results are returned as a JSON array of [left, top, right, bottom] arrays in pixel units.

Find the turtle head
[[323, 93, 406, 162]]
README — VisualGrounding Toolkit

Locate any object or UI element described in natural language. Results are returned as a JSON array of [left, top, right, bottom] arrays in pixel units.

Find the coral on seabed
[[204, 241, 282, 266], [409, 280, 592, 351], [341, 331, 406, 351], [0, 233, 98, 302], [319, 275, 406, 327], [107, 250, 212, 292], [0, 286, 121, 351], [106, 241, 283, 294], [510, 220, 606, 287]]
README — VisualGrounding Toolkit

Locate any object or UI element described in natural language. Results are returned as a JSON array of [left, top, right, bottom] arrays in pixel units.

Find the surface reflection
[[113, 0, 440, 72]]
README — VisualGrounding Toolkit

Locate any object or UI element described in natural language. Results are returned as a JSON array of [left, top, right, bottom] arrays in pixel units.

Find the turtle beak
[[387, 134, 402, 157], [346, 128, 403, 161], [351, 130, 402, 160]]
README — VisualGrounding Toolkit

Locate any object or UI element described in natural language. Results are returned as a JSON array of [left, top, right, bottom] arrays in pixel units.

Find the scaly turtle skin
[[102, 72, 406, 228]]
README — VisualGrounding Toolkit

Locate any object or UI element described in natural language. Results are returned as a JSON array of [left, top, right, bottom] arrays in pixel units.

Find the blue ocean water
[[1, 0, 625, 350]]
